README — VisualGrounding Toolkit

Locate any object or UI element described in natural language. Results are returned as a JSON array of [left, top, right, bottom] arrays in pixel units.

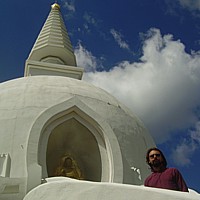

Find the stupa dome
[[0, 75, 155, 194]]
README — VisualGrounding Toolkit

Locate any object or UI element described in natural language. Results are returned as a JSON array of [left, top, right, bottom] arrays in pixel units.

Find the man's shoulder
[[144, 173, 153, 185], [166, 167, 178, 171], [165, 167, 180, 173]]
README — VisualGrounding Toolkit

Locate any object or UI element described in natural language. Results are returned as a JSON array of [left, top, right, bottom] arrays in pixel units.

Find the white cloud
[[83, 12, 98, 26], [178, 0, 200, 11], [61, 0, 75, 12], [191, 121, 200, 143], [165, 0, 200, 17], [81, 12, 98, 33], [171, 121, 200, 166], [171, 141, 195, 166], [75, 28, 200, 165], [110, 29, 130, 50], [74, 42, 97, 72]]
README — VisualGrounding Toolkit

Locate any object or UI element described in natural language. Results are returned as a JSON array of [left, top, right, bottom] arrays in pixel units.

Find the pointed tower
[[0, 3, 160, 200], [25, 3, 83, 79]]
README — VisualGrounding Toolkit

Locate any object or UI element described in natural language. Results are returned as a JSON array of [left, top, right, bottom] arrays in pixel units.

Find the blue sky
[[0, 0, 200, 193]]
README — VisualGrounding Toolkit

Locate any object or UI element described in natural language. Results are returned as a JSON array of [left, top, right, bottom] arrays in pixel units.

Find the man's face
[[148, 150, 163, 168]]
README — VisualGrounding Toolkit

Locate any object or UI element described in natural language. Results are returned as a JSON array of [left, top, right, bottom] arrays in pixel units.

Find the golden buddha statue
[[54, 154, 84, 180]]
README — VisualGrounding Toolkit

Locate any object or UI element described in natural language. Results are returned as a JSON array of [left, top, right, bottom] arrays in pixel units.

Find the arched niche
[[39, 112, 105, 182], [27, 97, 123, 192]]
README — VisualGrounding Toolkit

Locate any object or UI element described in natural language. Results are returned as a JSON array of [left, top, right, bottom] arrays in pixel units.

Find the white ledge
[[24, 177, 200, 200]]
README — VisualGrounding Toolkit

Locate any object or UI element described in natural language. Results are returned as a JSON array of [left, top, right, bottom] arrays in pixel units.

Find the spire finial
[[51, 1, 60, 9]]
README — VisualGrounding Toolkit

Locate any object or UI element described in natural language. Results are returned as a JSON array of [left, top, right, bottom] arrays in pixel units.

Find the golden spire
[[51, 1, 60, 10]]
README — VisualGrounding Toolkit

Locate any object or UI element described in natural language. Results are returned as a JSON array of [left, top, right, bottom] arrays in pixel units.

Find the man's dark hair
[[146, 147, 167, 168]]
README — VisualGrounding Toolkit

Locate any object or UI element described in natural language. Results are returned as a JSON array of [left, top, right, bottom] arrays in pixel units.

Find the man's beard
[[151, 160, 162, 168]]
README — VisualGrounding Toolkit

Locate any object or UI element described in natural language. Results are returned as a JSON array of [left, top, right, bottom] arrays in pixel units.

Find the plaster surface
[[0, 75, 155, 199], [24, 177, 200, 200]]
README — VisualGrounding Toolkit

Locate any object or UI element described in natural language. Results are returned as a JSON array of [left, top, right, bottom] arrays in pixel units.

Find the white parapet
[[23, 177, 200, 200]]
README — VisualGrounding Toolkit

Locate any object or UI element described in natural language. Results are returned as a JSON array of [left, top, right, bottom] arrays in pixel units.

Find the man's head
[[146, 147, 167, 171]]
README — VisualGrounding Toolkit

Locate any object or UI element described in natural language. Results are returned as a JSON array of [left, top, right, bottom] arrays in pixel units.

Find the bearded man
[[144, 147, 188, 192]]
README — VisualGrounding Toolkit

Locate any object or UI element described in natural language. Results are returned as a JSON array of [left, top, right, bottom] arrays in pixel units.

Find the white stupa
[[0, 3, 199, 200]]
